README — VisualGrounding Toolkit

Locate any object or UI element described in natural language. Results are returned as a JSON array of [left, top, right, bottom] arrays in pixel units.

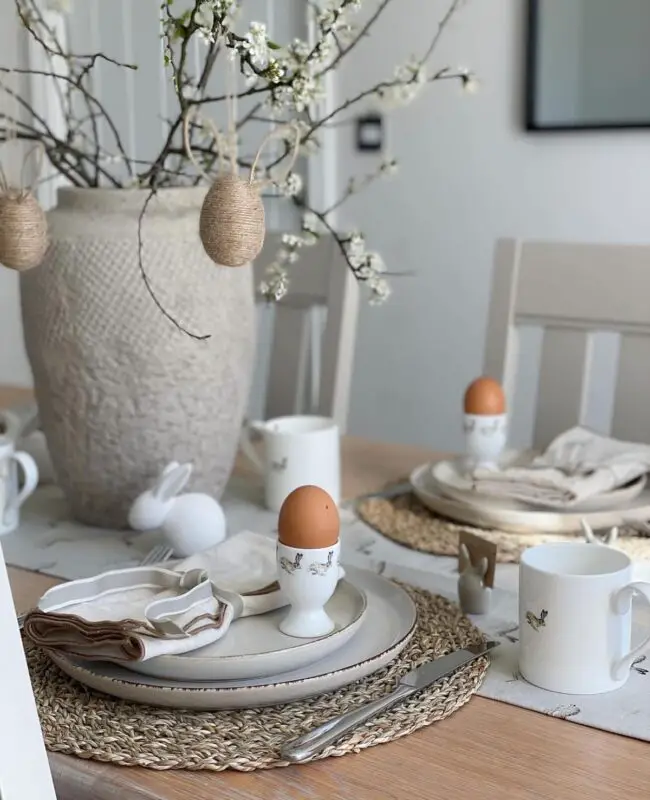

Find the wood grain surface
[[3, 388, 647, 800]]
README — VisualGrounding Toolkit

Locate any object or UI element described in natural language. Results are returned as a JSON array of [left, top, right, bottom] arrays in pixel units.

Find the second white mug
[[240, 415, 341, 512], [519, 541, 650, 694]]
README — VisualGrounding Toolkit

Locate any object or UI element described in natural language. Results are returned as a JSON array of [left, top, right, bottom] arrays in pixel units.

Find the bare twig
[[136, 188, 211, 340]]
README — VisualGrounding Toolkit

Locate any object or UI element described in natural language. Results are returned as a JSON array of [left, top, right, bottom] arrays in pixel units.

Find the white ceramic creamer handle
[[612, 581, 650, 681], [7, 450, 39, 513], [239, 419, 266, 474]]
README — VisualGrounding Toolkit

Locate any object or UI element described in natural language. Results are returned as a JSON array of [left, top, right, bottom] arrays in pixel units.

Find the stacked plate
[[49, 566, 417, 710], [410, 451, 650, 535]]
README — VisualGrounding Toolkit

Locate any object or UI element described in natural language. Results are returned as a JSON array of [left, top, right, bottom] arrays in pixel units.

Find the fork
[[17, 543, 175, 630]]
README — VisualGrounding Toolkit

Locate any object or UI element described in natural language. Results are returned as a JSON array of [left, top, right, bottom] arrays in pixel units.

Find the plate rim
[[122, 579, 370, 682], [410, 461, 650, 532], [140, 577, 368, 665], [49, 568, 418, 696]]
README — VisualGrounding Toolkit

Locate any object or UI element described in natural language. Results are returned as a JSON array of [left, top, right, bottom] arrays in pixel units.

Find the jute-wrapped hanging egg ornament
[[184, 109, 301, 269], [199, 173, 265, 267], [0, 189, 48, 271]]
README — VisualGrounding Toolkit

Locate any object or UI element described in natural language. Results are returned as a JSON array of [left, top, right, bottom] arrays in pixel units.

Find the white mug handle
[[239, 419, 266, 474], [7, 450, 39, 513], [612, 581, 650, 680]]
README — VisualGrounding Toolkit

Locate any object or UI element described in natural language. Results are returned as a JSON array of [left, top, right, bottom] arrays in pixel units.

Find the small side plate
[[122, 578, 367, 682], [48, 568, 417, 710]]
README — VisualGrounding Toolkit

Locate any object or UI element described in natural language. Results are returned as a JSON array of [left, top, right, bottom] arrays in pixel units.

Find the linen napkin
[[23, 530, 286, 663], [470, 426, 650, 506]]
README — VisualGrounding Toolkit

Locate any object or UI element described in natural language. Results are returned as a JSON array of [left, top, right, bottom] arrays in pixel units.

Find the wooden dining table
[[3, 386, 649, 800]]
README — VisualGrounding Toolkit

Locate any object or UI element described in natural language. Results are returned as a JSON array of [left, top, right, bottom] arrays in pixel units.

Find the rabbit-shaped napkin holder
[[458, 540, 493, 615], [128, 461, 227, 557]]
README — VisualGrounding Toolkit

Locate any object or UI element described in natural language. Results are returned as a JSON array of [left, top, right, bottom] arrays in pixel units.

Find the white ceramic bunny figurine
[[128, 461, 227, 557], [458, 543, 492, 615]]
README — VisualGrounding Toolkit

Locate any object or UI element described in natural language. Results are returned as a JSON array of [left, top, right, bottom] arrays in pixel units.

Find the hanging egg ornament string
[[184, 105, 302, 268], [187, 47, 302, 266], [136, 47, 301, 340]]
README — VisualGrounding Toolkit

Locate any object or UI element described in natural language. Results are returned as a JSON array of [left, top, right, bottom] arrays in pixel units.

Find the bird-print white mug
[[240, 415, 341, 512], [0, 436, 39, 536], [519, 542, 650, 694]]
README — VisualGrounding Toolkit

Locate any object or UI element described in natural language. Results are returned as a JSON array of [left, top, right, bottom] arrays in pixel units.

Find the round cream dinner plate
[[411, 462, 650, 535], [48, 567, 417, 710], [431, 456, 647, 513], [122, 577, 367, 682]]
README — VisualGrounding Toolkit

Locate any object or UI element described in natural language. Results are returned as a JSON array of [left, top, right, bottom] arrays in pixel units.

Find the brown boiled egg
[[464, 377, 506, 415], [278, 485, 340, 549]]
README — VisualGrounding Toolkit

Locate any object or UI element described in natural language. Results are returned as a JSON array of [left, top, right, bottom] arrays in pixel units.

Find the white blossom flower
[[278, 247, 301, 264], [282, 233, 303, 248], [368, 275, 391, 304], [345, 231, 365, 257], [377, 60, 427, 109], [243, 21, 270, 69], [302, 211, 321, 236], [290, 38, 311, 62], [259, 263, 289, 302], [276, 171, 303, 197]]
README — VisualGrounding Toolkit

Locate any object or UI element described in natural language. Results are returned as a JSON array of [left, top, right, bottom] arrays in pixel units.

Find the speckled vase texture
[[20, 187, 255, 528]]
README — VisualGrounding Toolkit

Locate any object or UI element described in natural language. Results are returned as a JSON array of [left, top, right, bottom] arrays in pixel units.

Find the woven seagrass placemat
[[28, 583, 488, 772], [357, 491, 650, 563]]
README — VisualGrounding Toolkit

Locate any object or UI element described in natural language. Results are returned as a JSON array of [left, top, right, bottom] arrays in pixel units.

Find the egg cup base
[[279, 607, 335, 639]]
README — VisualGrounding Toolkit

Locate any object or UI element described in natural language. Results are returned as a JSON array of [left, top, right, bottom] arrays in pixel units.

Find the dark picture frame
[[526, 0, 650, 132]]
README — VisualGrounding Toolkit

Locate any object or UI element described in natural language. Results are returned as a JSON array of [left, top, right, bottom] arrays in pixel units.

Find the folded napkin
[[23, 531, 285, 663], [470, 427, 650, 506]]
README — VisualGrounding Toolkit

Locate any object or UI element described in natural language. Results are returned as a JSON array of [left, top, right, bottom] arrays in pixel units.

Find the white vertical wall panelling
[[120, 0, 136, 174], [1, 0, 34, 385], [130, 1, 168, 167], [91, 0, 132, 185], [26, 4, 68, 207]]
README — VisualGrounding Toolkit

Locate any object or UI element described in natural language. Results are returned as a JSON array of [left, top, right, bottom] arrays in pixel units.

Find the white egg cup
[[464, 413, 508, 470], [276, 540, 341, 638]]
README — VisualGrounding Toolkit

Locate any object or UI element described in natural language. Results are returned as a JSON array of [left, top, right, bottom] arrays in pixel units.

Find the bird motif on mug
[[526, 609, 548, 632], [279, 552, 303, 574], [271, 457, 288, 472]]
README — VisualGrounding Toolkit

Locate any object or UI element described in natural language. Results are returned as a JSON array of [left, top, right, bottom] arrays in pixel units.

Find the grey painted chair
[[484, 238, 650, 448], [252, 233, 360, 433]]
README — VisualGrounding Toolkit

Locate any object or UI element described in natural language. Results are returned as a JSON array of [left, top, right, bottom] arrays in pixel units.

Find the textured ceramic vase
[[20, 187, 255, 527]]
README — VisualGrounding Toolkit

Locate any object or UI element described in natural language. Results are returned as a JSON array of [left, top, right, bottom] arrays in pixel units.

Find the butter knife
[[281, 640, 499, 763]]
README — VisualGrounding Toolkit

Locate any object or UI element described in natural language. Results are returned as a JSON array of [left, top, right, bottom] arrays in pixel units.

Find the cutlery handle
[[280, 683, 414, 763]]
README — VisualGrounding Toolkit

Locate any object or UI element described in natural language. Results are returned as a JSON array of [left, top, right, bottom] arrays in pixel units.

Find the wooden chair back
[[252, 233, 359, 432], [484, 238, 650, 448]]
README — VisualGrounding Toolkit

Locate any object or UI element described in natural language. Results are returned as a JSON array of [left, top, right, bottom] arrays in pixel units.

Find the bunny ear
[[476, 557, 488, 577], [459, 543, 471, 572], [156, 462, 193, 500]]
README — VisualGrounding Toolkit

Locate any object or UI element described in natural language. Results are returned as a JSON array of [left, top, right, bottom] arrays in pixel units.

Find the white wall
[[6, 0, 650, 453], [337, 0, 650, 452], [0, 0, 33, 387]]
